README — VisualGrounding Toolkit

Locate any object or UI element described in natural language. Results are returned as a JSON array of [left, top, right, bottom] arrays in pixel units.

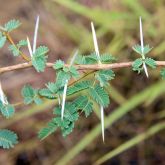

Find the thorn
[[0, 26, 6, 31], [33, 15, 40, 54], [143, 62, 149, 78], [61, 80, 68, 120], [139, 17, 144, 54], [91, 22, 101, 63], [57, 95, 61, 106], [69, 49, 79, 67], [27, 37, 33, 58], [0, 82, 8, 105], [100, 106, 105, 142]]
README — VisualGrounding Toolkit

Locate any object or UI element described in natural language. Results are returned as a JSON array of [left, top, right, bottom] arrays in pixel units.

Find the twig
[[0, 61, 165, 74]]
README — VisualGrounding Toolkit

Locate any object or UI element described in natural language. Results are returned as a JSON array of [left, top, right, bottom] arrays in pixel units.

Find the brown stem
[[0, 61, 165, 74]]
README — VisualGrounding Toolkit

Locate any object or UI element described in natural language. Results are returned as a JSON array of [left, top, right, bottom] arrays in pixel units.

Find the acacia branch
[[0, 61, 165, 74]]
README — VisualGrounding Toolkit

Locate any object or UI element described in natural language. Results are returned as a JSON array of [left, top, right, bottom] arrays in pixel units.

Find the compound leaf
[[160, 68, 165, 79], [145, 57, 156, 69], [4, 20, 21, 32], [96, 69, 115, 86], [0, 129, 18, 149], [89, 84, 110, 107], [67, 81, 91, 95], [38, 120, 57, 140], [73, 96, 93, 117], [0, 33, 6, 48], [54, 60, 65, 70], [21, 85, 42, 105], [32, 46, 48, 72], [0, 104, 15, 118]]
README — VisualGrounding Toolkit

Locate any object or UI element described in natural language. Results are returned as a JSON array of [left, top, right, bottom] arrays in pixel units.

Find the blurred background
[[0, 0, 165, 164]]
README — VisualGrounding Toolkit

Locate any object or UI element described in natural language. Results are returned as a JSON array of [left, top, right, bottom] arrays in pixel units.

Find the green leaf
[[21, 85, 42, 105], [67, 81, 91, 95], [96, 70, 115, 86], [62, 122, 74, 137], [132, 44, 152, 56], [73, 96, 93, 117], [0, 33, 6, 48], [53, 117, 70, 128], [39, 88, 56, 99], [46, 82, 58, 93], [75, 53, 97, 64], [4, 20, 21, 32], [69, 66, 79, 78], [160, 68, 165, 79], [89, 84, 110, 107], [0, 129, 18, 149], [38, 120, 57, 140], [17, 40, 27, 47], [145, 57, 156, 69], [54, 60, 65, 70], [100, 53, 116, 63], [54, 102, 79, 122], [56, 71, 71, 88], [132, 58, 143, 73], [8, 40, 27, 57], [32, 46, 48, 72], [53, 117, 73, 137], [0, 104, 15, 118], [8, 45, 19, 56]]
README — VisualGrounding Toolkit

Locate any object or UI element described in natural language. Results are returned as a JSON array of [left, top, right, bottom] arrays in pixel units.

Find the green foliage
[[4, 20, 21, 32], [39, 88, 56, 99], [54, 103, 79, 122], [39, 102, 79, 139], [69, 66, 79, 78], [0, 103, 15, 118], [95, 69, 115, 86], [132, 58, 143, 73], [0, 129, 18, 149], [0, 32, 6, 48], [132, 58, 156, 73], [8, 40, 27, 56], [132, 44, 152, 56], [75, 53, 116, 64], [21, 85, 42, 105], [56, 70, 71, 88], [38, 120, 57, 140], [32, 46, 49, 72], [160, 68, 165, 79], [100, 53, 117, 63], [8, 45, 19, 56], [73, 96, 93, 117], [145, 57, 156, 68], [67, 81, 91, 95], [89, 84, 110, 107], [54, 60, 65, 70]]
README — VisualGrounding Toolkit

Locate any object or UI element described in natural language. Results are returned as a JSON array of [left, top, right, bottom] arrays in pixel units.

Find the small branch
[[4, 32, 30, 62], [0, 61, 165, 74]]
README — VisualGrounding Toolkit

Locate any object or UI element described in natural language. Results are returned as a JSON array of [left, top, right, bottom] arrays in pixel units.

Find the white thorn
[[0, 26, 6, 31], [57, 95, 61, 105], [143, 62, 149, 78], [27, 37, 33, 58], [33, 15, 40, 54], [69, 49, 78, 67], [100, 106, 105, 142], [0, 82, 8, 105], [139, 17, 144, 54], [91, 22, 101, 63], [61, 80, 68, 120]]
